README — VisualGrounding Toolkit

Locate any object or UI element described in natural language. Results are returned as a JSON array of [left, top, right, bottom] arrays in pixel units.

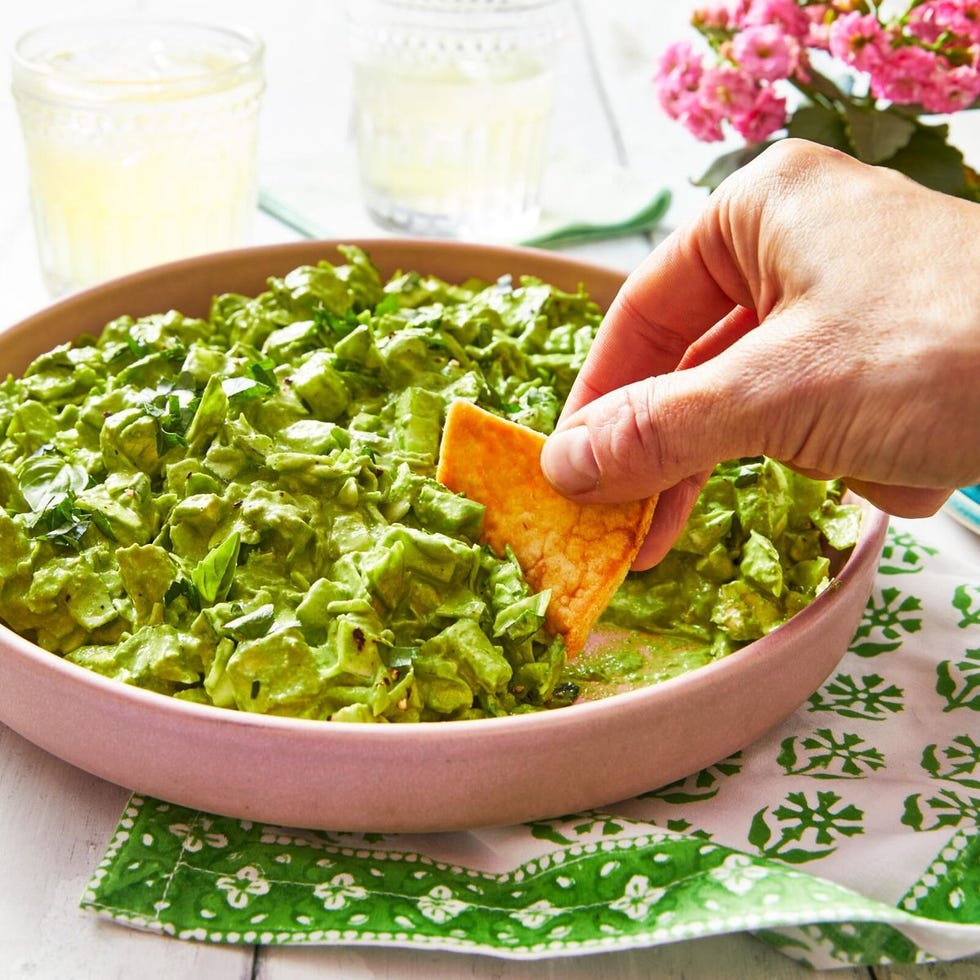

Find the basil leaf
[[28, 496, 90, 550], [222, 376, 272, 402], [245, 357, 278, 391], [221, 602, 275, 641], [18, 454, 88, 512], [142, 385, 201, 454], [313, 304, 359, 340], [374, 293, 401, 316], [26, 494, 115, 550], [192, 531, 241, 605]]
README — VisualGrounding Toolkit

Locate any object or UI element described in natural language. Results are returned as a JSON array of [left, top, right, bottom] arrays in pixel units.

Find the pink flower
[[839, 2, 980, 114], [692, 2, 733, 31], [655, 39, 708, 129], [737, 0, 810, 41], [655, 39, 705, 94], [927, 63, 980, 111], [678, 95, 728, 142], [699, 64, 761, 117], [869, 44, 945, 106], [908, 0, 980, 47], [828, 12, 888, 74], [655, 41, 724, 140], [926, 65, 980, 113], [731, 23, 801, 80], [897, 1, 980, 112], [655, 41, 702, 111], [656, 0, 980, 159], [732, 84, 788, 140], [655, 45, 766, 143], [802, 4, 835, 51], [915, 60, 980, 113]]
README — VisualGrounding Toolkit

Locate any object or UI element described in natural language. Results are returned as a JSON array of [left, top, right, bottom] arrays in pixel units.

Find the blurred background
[[7, 0, 977, 322], [0, 0, 726, 322]]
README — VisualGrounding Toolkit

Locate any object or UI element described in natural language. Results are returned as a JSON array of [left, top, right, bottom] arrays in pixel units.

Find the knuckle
[[613, 289, 690, 363], [592, 381, 677, 492]]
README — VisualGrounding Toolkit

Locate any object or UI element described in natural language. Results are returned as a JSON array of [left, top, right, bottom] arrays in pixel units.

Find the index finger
[[560, 215, 752, 422]]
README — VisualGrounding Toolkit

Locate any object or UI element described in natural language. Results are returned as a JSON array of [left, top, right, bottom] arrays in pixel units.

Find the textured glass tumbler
[[12, 18, 265, 296], [347, 0, 566, 242]]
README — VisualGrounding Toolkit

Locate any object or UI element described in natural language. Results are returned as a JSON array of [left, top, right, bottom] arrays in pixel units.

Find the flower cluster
[[656, 0, 980, 199], [833, 2, 980, 113]]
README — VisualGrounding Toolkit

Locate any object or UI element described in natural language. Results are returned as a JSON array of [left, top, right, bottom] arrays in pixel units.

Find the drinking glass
[[11, 18, 265, 296], [347, 0, 566, 242]]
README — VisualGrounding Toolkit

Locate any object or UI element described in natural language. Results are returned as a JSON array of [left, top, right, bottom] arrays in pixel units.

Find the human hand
[[541, 140, 980, 568]]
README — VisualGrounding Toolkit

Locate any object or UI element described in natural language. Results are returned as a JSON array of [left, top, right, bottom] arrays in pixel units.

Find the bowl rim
[[0, 237, 891, 742]]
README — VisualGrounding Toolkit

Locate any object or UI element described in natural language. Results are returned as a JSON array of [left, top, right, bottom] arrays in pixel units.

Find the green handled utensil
[[520, 187, 671, 249], [259, 187, 672, 251]]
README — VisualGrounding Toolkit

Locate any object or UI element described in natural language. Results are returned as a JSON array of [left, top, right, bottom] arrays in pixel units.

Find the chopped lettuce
[[0, 248, 596, 721], [602, 457, 860, 658], [0, 248, 861, 721]]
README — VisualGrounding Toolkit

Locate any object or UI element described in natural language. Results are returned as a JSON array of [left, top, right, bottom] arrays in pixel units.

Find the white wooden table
[[1, 2, 979, 977]]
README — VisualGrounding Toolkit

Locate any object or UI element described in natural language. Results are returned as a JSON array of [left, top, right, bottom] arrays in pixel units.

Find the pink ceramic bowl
[[0, 240, 888, 832]]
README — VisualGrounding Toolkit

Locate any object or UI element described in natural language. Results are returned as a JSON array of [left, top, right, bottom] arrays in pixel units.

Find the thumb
[[541, 360, 763, 504]]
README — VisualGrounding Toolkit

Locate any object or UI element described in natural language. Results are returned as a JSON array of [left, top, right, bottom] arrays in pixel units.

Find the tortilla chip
[[436, 400, 657, 656]]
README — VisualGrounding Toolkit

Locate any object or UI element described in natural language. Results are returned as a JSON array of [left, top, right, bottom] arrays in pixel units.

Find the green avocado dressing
[[561, 628, 715, 702], [0, 246, 861, 722]]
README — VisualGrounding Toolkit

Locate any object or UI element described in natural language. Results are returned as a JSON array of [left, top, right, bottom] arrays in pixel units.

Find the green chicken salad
[[0, 246, 860, 722]]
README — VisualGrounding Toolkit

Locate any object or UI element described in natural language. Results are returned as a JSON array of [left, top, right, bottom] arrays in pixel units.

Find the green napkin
[[81, 517, 980, 969]]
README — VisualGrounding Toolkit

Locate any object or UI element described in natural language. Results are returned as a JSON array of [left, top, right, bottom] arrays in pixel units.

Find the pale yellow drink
[[12, 19, 264, 296], [347, 1, 565, 241], [353, 58, 555, 240]]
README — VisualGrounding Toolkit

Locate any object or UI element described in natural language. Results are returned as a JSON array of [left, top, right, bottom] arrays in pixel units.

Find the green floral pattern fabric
[[82, 518, 980, 968]]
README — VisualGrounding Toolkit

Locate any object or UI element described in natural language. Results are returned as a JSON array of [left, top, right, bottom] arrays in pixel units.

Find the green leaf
[[27, 497, 90, 549], [787, 104, 852, 153], [776, 736, 799, 771], [123, 331, 153, 358], [694, 141, 778, 192], [221, 376, 273, 402], [801, 68, 850, 103], [221, 602, 275, 641], [374, 293, 401, 316], [245, 356, 279, 391], [313, 304, 359, 341], [842, 104, 917, 163], [900, 794, 926, 830], [192, 531, 241, 606], [163, 575, 201, 610], [18, 453, 89, 512], [520, 188, 672, 249], [142, 385, 200, 455], [771, 847, 836, 864], [747, 807, 772, 849], [885, 123, 973, 199]]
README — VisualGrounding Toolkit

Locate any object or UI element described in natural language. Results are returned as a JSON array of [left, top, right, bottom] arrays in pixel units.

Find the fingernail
[[542, 426, 600, 495]]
